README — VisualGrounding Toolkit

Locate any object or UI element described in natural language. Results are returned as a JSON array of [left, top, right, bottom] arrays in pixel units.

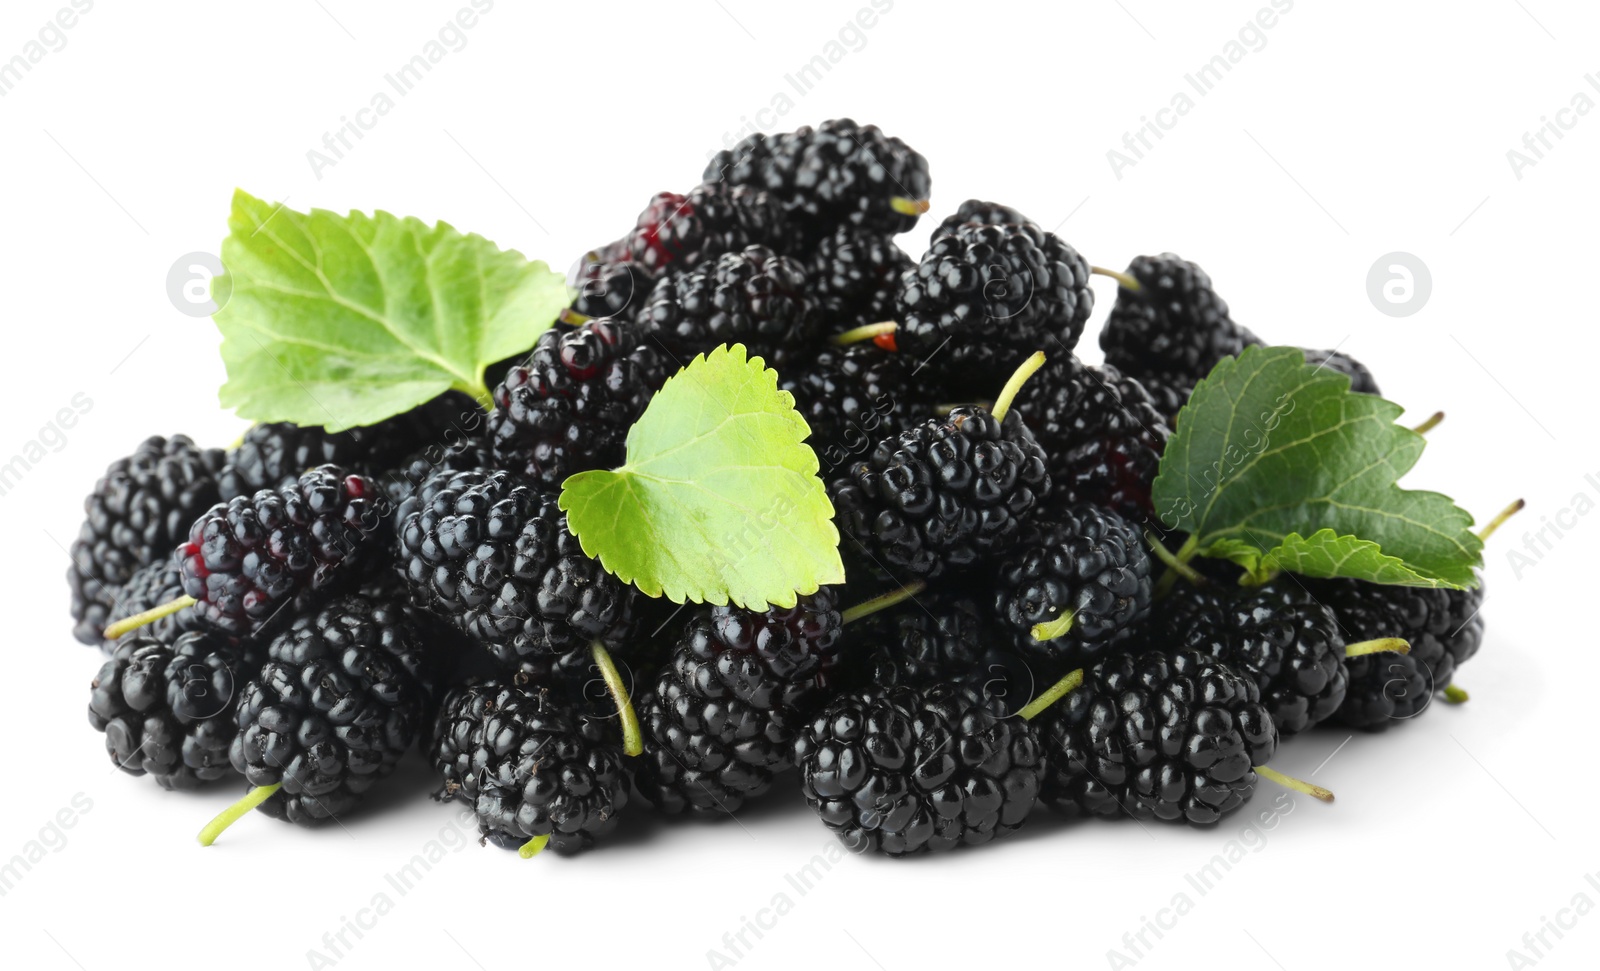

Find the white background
[[0, 1, 1595, 968]]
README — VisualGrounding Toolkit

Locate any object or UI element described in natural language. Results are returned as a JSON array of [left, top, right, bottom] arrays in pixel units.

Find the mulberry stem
[[1254, 766, 1334, 802], [990, 351, 1048, 423], [1410, 411, 1445, 435], [518, 834, 551, 859], [1477, 499, 1525, 543], [1344, 637, 1410, 658], [198, 783, 281, 846], [840, 581, 928, 625], [590, 642, 643, 757], [1030, 610, 1075, 642], [889, 196, 931, 216], [103, 595, 197, 640], [1444, 684, 1471, 704], [1090, 266, 1142, 292], [558, 307, 594, 326], [1145, 531, 1205, 586], [830, 321, 898, 347], [1018, 668, 1084, 721]]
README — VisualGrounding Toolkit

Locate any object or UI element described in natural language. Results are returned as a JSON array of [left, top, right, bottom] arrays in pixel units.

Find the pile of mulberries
[[64, 117, 1496, 866]]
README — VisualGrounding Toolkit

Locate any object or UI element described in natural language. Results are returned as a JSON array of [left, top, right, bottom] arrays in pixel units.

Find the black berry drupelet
[[633, 671, 804, 815], [1100, 254, 1261, 383], [929, 199, 1034, 241], [780, 344, 933, 471], [672, 590, 844, 713], [839, 593, 989, 690], [100, 561, 209, 648], [1302, 348, 1381, 395], [429, 679, 629, 854], [179, 466, 389, 637], [1012, 356, 1170, 521], [992, 503, 1153, 669], [1160, 582, 1348, 737], [830, 407, 1052, 581], [624, 182, 794, 273], [230, 594, 439, 824], [795, 681, 1044, 856], [895, 222, 1094, 385], [1309, 578, 1480, 729], [1037, 649, 1278, 825], [638, 245, 820, 364], [1134, 369, 1195, 428], [485, 318, 670, 489], [379, 434, 491, 508], [89, 630, 263, 789], [396, 469, 636, 672], [809, 226, 912, 331], [219, 396, 475, 502], [567, 257, 657, 322], [706, 118, 931, 240], [69, 435, 226, 645]]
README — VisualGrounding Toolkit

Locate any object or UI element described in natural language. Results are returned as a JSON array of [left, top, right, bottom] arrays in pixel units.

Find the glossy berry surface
[[89, 630, 263, 789], [486, 318, 669, 489], [1100, 253, 1260, 382], [179, 466, 389, 637], [430, 679, 629, 853], [396, 469, 636, 671], [795, 681, 1043, 856], [69, 434, 225, 645], [1038, 649, 1277, 825], [992, 503, 1153, 668], [830, 407, 1052, 581], [638, 245, 820, 364]]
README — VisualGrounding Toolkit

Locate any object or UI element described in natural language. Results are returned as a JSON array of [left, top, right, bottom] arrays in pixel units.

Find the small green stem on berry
[[1476, 498, 1526, 543], [1444, 683, 1471, 704], [1145, 532, 1206, 586], [1254, 766, 1334, 803], [1410, 411, 1445, 435], [890, 196, 931, 216], [1344, 637, 1410, 658], [1030, 610, 1076, 643], [103, 595, 197, 640], [558, 307, 594, 327], [840, 581, 928, 625], [518, 834, 551, 859], [590, 642, 642, 757], [830, 321, 898, 347], [1090, 266, 1141, 292], [1018, 668, 1084, 721], [197, 783, 281, 846], [1154, 535, 1202, 598], [990, 351, 1047, 423]]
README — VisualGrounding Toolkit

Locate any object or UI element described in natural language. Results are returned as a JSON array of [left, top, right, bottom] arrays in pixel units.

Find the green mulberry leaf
[[214, 189, 567, 431], [559, 344, 845, 608], [1153, 345, 1481, 588]]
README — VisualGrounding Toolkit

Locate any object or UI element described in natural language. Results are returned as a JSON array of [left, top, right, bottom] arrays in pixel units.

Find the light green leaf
[[559, 344, 845, 608], [1153, 345, 1481, 588], [1208, 531, 1449, 587], [214, 189, 568, 431]]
